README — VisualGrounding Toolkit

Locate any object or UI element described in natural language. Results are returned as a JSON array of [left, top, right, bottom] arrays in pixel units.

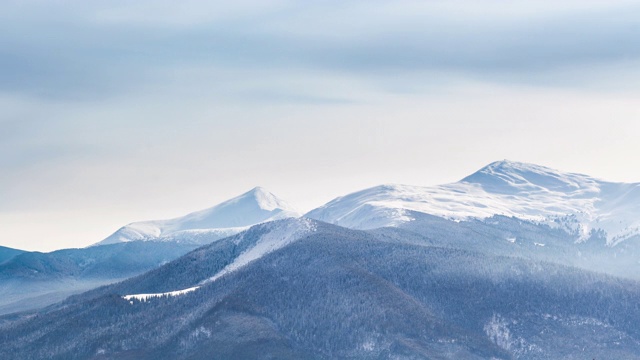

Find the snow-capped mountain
[[94, 187, 301, 246], [307, 160, 640, 245], [7, 162, 640, 359]]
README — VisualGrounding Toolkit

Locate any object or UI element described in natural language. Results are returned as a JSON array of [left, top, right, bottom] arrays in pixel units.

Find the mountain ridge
[[0, 245, 25, 264], [307, 160, 640, 245]]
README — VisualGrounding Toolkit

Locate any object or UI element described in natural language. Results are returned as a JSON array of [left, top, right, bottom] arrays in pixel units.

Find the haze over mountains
[[3, 160, 640, 359]]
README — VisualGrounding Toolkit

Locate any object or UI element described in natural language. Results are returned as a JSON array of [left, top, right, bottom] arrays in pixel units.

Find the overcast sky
[[2, 0, 640, 251]]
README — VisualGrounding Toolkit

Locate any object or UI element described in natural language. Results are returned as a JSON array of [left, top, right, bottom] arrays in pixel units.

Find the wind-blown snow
[[307, 160, 640, 245], [95, 187, 300, 246]]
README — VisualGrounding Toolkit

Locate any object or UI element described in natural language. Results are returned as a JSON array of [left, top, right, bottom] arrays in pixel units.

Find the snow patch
[[123, 286, 199, 302], [361, 340, 376, 352], [484, 314, 513, 351]]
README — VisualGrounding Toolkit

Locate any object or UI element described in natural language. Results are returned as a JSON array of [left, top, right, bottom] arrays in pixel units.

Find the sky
[[2, 0, 640, 251]]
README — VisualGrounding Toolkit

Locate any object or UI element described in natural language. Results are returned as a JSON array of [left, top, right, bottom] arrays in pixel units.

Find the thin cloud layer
[[2, 1, 639, 250], [1, 1, 639, 99]]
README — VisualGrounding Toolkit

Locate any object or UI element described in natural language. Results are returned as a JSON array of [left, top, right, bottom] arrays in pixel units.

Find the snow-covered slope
[[94, 187, 301, 246], [206, 217, 317, 283], [307, 160, 640, 245], [122, 217, 317, 301]]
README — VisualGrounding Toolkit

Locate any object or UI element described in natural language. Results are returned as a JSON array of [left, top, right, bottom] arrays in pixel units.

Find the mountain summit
[[94, 187, 300, 246], [460, 160, 600, 194], [307, 160, 640, 244]]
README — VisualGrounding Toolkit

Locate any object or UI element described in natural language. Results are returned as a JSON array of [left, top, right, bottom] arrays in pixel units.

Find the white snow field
[[307, 160, 640, 245]]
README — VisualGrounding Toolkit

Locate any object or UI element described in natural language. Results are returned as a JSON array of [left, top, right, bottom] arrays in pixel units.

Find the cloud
[[2, 1, 640, 249], [1, 1, 640, 100]]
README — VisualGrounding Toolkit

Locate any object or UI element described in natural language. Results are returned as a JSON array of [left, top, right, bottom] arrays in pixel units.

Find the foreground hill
[[2, 219, 640, 359]]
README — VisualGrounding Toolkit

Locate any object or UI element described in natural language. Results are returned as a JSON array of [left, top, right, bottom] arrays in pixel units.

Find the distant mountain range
[[0, 245, 25, 264], [3, 160, 640, 359]]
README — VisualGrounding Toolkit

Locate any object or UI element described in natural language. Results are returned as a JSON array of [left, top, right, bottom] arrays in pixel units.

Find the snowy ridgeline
[[95, 187, 301, 246], [307, 160, 640, 245], [94, 161, 640, 249]]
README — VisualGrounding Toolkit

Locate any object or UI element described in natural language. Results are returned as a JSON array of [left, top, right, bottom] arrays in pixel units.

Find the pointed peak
[[94, 186, 300, 246], [240, 186, 274, 198], [245, 186, 270, 196], [231, 186, 294, 212], [238, 186, 281, 200]]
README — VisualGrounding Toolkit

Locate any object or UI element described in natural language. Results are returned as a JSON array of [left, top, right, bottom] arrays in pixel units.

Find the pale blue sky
[[2, 0, 640, 250]]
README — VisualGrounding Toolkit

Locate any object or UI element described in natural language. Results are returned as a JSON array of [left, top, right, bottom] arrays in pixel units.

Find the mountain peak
[[232, 186, 295, 212], [93, 187, 300, 246], [246, 186, 268, 195], [468, 160, 563, 178], [308, 160, 640, 245], [460, 160, 598, 194]]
